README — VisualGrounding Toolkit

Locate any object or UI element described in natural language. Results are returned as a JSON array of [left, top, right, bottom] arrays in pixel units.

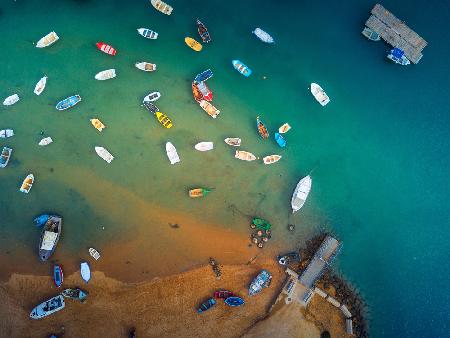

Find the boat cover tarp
[[392, 48, 404, 58], [41, 231, 57, 250]]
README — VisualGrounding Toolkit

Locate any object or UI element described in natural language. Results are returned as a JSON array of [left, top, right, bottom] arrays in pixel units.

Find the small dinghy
[[232, 60, 252, 77], [194, 69, 213, 83], [61, 288, 88, 302], [143, 91, 161, 102], [20, 174, 34, 193], [89, 247, 101, 260], [224, 138, 241, 147], [274, 133, 286, 148], [387, 48, 410, 66], [278, 123, 291, 134], [235, 150, 257, 162], [33, 214, 49, 227], [224, 296, 245, 307], [185, 37, 202, 51], [192, 82, 203, 102], [256, 116, 269, 139], [197, 298, 216, 313], [166, 142, 180, 165], [39, 137, 53, 146], [90, 119, 106, 132], [56, 95, 81, 110], [3, 94, 19, 106], [96, 42, 117, 56], [137, 28, 158, 39], [151, 0, 173, 15], [34, 76, 48, 95], [189, 188, 211, 198], [252, 28, 274, 44], [196, 81, 213, 101], [80, 262, 91, 283], [135, 62, 156, 72], [194, 142, 214, 151], [36, 31, 59, 48], [291, 175, 312, 213], [196, 19, 211, 43], [53, 265, 63, 288], [0, 129, 14, 138], [0, 146, 12, 168], [199, 100, 220, 118], [95, 146, 114, 163], [38, 215, 62, 260], [214, 290, 234, 299], [249, 270, 272, 296], [155, 112, 173, 129], [30, 295, 65, 319], [263, 155, 282, 165], [143, 101, 159, 114], [310, 83, 330, 106], [95, 69, 116, 80]]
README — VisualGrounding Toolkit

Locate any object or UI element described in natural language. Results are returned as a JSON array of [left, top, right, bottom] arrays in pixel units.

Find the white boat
[[135, 62, 156, 72], [137, 28, 158, 39], [95, 69, 116, 80], [95, 146, 114, 163], [143, 91, 161, 102], [19, 174, 34, 193], [80, 262, 91, 283], [252, 28, 274, 44], [0, 129, 14, 138], [89, 247, 101, 260], [3, 94, 19, 106], [291, 175, 312, 213], [263, 155, 282, 165], [235, 150, 257, 161], [36, 31, 59, 48], [34, 76, 48, 95], [38, 137, 53, 146], [0, 146, 12, 168], [151, 0, 173, 15], [166, 142, 180, 165], [30, 295, 65, 319], [310, 83, 330, 106], [278, 123, 291, 134], [194, 142, 214, 152], [199, 100, 220, 118], [224, 138, 241, 147]]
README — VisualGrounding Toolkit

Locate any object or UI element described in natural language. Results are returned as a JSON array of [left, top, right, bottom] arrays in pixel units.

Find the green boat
[[251, 218, 271, 230]]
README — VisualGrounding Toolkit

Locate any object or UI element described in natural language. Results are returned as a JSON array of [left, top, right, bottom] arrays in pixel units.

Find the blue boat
[[224, 296, 245, 307], [194, 69, 214, 83], [387, 48, 410, 66], [197, 297, 216, 313], [56, 95, 81, 111], [249, 269, 272, 296], [33, 214, 50, 227], [232, 60, 252, 77], [53, 265, 63, 288], [274, 133, 286, 147]]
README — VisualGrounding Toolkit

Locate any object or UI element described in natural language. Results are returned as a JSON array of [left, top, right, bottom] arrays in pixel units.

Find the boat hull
[[155, 112, 173, 129], [36, 32, 59, 48], [274, 133, 286, 147], [194, 142, 213, 151], [185, 37, 202, 51], [34, 76, 48, 95], [96, 42, 116, 55], [232, 60, 252, 77], [224, 297, 245, 307], [53, 265, 63, 288], [81, 262, 91, 283], [20, 174, 34, 193], [291, 175, 312, 213], [0, 147, 12, 168], [30, 295, 65, 319], [197, 298, 216, 313], [310, 83, 330, 106], [166, 142, 180, 164], [151, 0, 173, 15], [196, 19, 211, 43], [249, 270, 272, 296], [224, 138, 241, 147], [38, 215, 62, 261], [56, 95, 81, 110], [256, 116, 269, 138]]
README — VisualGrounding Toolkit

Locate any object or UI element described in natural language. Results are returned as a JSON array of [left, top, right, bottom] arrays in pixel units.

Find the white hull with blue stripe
[[137, 28, 158, 40]]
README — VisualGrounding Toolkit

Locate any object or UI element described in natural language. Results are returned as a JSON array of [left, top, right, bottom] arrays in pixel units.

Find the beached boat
[[90, 118, 106, 132], [199, 100, 220, 118], [0, 147, 12, 168], [263, 155, 282, 165], [274, 133, 286, 148], [362, 27, 381, 41], [20, 174, 34, 193], [38, 215, 62, 261], [189, 188, 212, 198], [143, 101, 159, 114], [278, 123, 291, 134], [232, 60, 252, 77], [194, 142, 214, 151], [224, 138, 241, 147], [214, 290, 234, 299], [249, 270, 272, 296], [30, 295, 65, 319], [95, 69, 116, 80], [36, 31, 59, 48], [155, 112, 173, 129], [197, 298, 216, 313], [166, 142, 180, 165], [137, 28, 158, 39], [235, 150, 257, 161], [387, 48, 410, 65], [256, 116, 269, 139], [38, 137, 53, 146], [96, 42, 117, 56], [135, 62, 156, 72], [310, 83, 330, 106], [33, 214, 49, 227], [277, 252, 301, 266], [95, 146, 114, 163], [53, 265, 63, 288], [194, 69, 213, 83], [3, 94, 19, 106], [192, 82, 203, 102], [224, 297, 245, 307], [80, 262, 91, 283], [0, 129, 14, 138], [56, 95, 81, 110], [34, 76, 48, 95], [291, 175, 312, 213], [61, 288, 88, 302], [196, 19, 211, 43], [185, 37, 202, 51], [151, 0, 173, 15], [252, 28, 274, 44], [143, 91, 161, 102], [89, 247, 101, 260], [196, 81, 213, 101]]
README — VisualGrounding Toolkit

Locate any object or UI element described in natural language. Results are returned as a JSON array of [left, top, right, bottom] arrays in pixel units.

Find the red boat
[[214, 290, 234, 299], [96, 42, 117, 56], [195, 81, 213, 102]]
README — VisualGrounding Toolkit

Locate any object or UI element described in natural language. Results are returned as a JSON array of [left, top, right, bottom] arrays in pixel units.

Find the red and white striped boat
[[96, 42, 117, 56]]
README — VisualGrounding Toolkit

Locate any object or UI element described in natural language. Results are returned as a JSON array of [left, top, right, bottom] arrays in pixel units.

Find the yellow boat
[[90, 118, 106, 132], [185, 37, 202, 52], [155, 111, 173, 129]]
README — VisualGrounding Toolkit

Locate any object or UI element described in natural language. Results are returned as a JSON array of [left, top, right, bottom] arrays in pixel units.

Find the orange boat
[[192, 82, 203, 102], [256, 116, 269, 139]]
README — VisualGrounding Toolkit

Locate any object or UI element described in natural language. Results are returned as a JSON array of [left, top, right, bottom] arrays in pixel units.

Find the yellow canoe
[[155, 111, 173, 129], [185, 37, 202, 52], [90, 118, 106, 132]]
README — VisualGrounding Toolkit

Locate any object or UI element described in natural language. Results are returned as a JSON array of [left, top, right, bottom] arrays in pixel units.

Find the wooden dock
[[365, 4, 427, 64]]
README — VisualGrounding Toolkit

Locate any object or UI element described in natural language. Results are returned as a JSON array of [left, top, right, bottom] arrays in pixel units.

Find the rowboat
[[38, 137, 53, 146], [194, 142, 213, 151], [194, 69, 213, 83], [143, 101, 159, 114], [196, 81, 213, 101], [224, 297, 245, 307], [95, 69, 116, 80], [38, 215, 62, 261], [232, 60, 252, 77], [34, 76, 48, 95], [361, 27, 380, 41], [310, 83, 330, 106], [192, 82, 203, 102], [252, 28, 274, 44], [3, 94, 19, 106], [256, 116, 269, 139], [135, 62, 156, 72], [53, 265, 63, 288], [90, 118, 106, 132], [0, 147, 12, 168], [291, 175, 312, 213], [89, 247, 101, 260], [263, 155, 281, 165], [96, 42, 117, 55], [95, 146, 114, 163], [143, 91, 161, 102], [80, 262, 91, 283], [274, 133, 286, 147], [197, 298, 216, 313], [235, 150, 257, 161], [278, 123, 291, 134], [151, 0, 173, 15], [185, 37, 202, 51], [155, 112, 173, 129], [137, 28, 158, 39], [56, 95, 81, 110], [199, 100, 220, 118], [249, 270, 272, 296], [20, 174, 34, 193], [0, 129, 14, 138], [224, 138, 241, 147], [196, 19, 211, 43], [214, 290, 234, 299], [166, 142, 180, 165], [61, 288, 88, 302], [30, 295, 65, 319], [189, 188, 211, 198], [36, 31, 59, 48]]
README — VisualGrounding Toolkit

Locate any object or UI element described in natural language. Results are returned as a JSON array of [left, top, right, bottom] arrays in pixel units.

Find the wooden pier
[[365, 4, 427, 64]]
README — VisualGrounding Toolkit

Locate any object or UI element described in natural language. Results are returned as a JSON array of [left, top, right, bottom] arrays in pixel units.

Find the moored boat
[[30, 295, 65, 319], [90, 118, 106, 132], [143, 91, 161, 102], [214, 290, 234, 299], [274, 133, 286, 147], [278, 123, 291, 134], [249, 270, 272, 296], [361, 27, 381, 41], [256, 116, 269, 139], [235, 150, 257, 161], [387, 48, 410, 65], [196, 81, 213, 101], [252, 28, 274, 44], [151, 0, 173, 15], [137, 28, 158, 39], [143, 101, 159, 114], [95, 146, 114, 163], [33, 214, 49, 227], [53, 265, 63, 288], [263, 155, 282, 165], [96, 42, 117, 55], [61, 288, 88, 302], [224, 296, 245, 307], [38, 137, 53, 146], [0, 129, 14, 138], [3, 94, 19, 106], [194, 69, 213, 83], [89, 247, 101, 260], [194, 142, 213, 151], [38, 215, 62, 261], [189, 188, 211, 198], [232, 60, 252, 77], [224, 138, 241, 147], [277, 252, 301, 265], [0, 146, 12, 168], [291, 175, 312, 213], [199, 100, 220, 118], [166, 142, 180, 165], [197, 298, 216, 313], [155, 111, 173, 129], [185, 37, 202, 51], [36, 31, 59, 48], [95, 69, 116, 80], [34, 76, 48, 95], [20, 174, 34, 193], [192, 82, 203, 102], [56, 95, 81, 110], [80, 262, 91, 283], [135, 62, 156, 72], [310, 83, 330, 106], [196, 19, 211, 43]]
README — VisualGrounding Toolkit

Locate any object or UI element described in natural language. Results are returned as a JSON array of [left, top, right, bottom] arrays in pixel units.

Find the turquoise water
[[0, 0, 449, 337]]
